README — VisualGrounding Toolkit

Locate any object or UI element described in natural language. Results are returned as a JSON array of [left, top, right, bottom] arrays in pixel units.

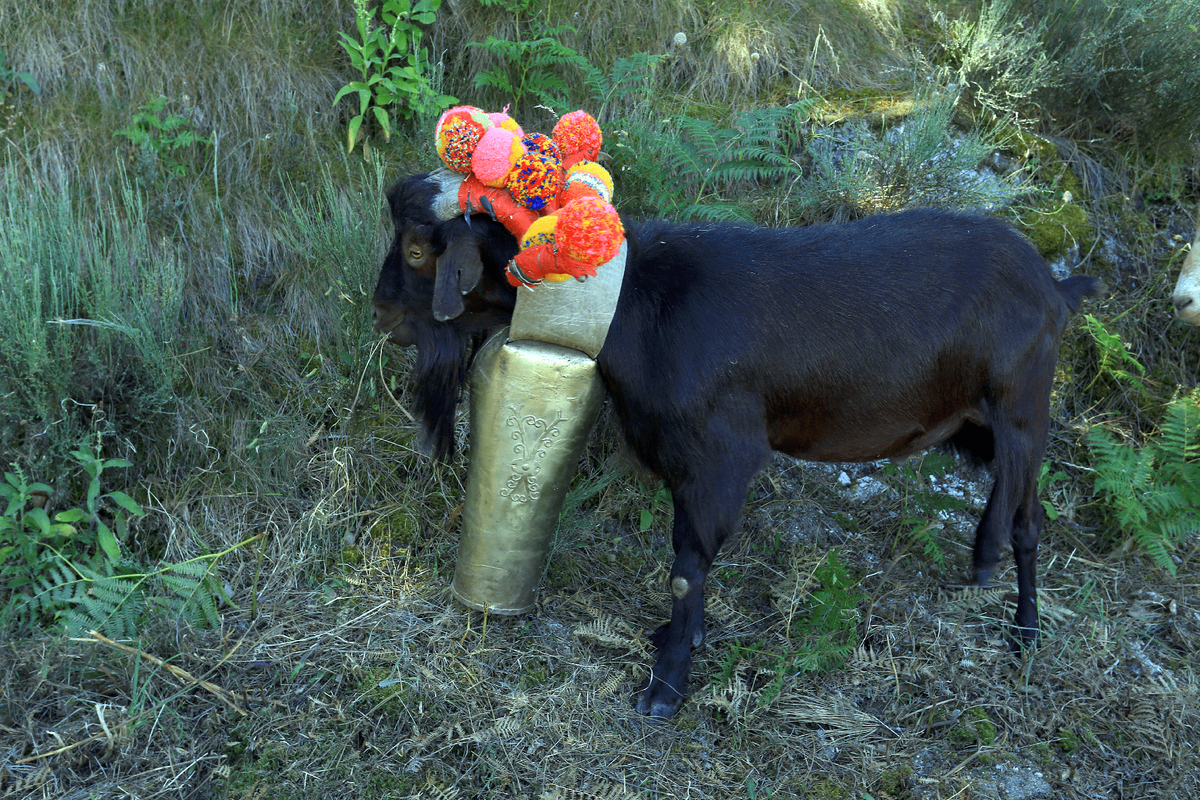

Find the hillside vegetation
[[0, 1, 1198, 798]]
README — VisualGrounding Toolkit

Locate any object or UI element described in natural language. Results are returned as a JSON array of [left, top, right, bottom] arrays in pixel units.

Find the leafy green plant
[[1, 438, 142, 629], [1088, 393, 1200, 575], [0, 437, 253, 636], [785, 550, 865, 672], [115, 96, 213, 180], [584, 52, 670, 123], [719, 550, 864, 705], [469, 22, 592, 114], [334, 0, 456, 153], [882, 452, 970, 572], [639, 484, 672, 534], [1038, 461, 1069, 521], [0, 44, 39, 98], [1080, 313, 1148, 395]]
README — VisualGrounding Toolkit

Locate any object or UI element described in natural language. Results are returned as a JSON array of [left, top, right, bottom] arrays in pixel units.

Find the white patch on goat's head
[[1172, 220, 1200, 325]]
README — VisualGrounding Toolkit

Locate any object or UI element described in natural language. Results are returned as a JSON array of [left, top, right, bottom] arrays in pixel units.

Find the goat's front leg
[[637, 532, 711, 718]]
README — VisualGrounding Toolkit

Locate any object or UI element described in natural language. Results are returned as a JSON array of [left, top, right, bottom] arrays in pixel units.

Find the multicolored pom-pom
[[560, 161, 614, 204], [471, 127, 527, 188], [430, 106, 624, 288], [507, 151, 563, 211], [435, 106, 492, 173], [521, 132, 563, 162], [552, 110, 603, 168], [556, 196, 623, 266]]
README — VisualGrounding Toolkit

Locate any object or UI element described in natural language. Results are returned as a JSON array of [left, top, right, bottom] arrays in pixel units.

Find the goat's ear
[[432, 248, 469, 322]]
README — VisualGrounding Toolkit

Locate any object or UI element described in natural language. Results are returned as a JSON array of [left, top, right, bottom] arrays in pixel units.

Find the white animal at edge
[[1171, 217, 1200, 325]]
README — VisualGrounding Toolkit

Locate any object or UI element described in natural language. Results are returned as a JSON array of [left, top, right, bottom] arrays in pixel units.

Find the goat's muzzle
[[1173, 293, 1200, 325], [372, 302, 415, 346]]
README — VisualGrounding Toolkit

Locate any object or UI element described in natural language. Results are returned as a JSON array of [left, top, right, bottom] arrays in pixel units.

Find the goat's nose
[[1174, 294, 1194, 315], [372, 302, 402, 333]]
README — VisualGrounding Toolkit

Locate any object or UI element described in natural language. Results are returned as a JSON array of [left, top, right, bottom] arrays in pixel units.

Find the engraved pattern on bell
[[500, 407, 565, 501]]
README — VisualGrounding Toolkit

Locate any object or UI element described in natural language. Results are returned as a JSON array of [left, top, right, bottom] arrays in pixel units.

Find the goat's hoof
[[1007, 624, 1040, 653], [636, 678, 684, 719]]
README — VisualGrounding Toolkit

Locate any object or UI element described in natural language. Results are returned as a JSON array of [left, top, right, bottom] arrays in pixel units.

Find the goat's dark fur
[[372, 173, 1100, 718]]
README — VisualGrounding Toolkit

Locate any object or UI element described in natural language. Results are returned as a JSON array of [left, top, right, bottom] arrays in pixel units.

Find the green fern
[[1089, 394, 1200, 575], [620, 103, 811, 221], [470, 24, 591, 114], [156, 559, 223, 630], [64, 567, 147, 639], [1080, 314, 1148, 395]]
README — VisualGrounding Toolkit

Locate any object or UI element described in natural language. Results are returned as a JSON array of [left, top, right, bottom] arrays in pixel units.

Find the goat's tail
[[1057, 275, 1104, 313]]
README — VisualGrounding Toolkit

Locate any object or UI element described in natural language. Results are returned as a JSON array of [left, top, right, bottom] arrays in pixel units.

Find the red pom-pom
[[553, 111, 603, 169]]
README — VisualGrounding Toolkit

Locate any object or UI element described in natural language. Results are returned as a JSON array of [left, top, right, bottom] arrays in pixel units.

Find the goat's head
[[1171, 217, 1200, 325], [371, 173, 520, 457]]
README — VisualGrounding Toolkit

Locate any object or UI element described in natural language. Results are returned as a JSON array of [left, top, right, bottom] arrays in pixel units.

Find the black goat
[[372, 173, 1100, 719]]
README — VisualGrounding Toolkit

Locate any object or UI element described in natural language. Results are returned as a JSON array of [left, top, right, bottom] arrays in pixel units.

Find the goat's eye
[[408, 246, 424, 262]]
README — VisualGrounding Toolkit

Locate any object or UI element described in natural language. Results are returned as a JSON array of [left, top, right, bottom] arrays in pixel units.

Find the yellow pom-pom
[[520, 214, 558, 249]]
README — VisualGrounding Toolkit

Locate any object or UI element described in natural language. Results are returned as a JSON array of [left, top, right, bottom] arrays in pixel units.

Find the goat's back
[[601, 210, 1083, 464]]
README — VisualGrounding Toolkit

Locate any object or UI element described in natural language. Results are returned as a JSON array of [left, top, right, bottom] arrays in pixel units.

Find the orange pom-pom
[[471, 127, 526, 188], [555, 196, 623, 266]]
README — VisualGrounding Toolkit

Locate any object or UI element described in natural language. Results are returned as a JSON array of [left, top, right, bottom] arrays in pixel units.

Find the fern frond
[[64, 569, 147, 638], [159, 560, 223, 629]]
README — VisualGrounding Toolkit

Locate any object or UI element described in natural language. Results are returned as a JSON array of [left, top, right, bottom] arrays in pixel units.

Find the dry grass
[[2, 449, 1196, 798]]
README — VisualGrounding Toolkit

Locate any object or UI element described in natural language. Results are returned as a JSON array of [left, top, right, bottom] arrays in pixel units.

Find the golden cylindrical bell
[[451, 242, 626, 614], [451, 329, 606, 614]]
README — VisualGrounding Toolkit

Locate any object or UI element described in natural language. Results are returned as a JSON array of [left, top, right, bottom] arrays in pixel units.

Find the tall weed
[[0, 161, 184, 456]]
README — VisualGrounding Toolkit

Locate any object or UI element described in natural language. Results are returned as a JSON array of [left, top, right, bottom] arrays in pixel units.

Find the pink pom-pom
[[487, 111, 524, 137], [471, 127, 526, 188]]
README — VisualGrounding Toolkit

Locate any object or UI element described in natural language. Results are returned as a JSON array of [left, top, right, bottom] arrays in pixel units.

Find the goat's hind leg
[[973, 412, 1048, 648]]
